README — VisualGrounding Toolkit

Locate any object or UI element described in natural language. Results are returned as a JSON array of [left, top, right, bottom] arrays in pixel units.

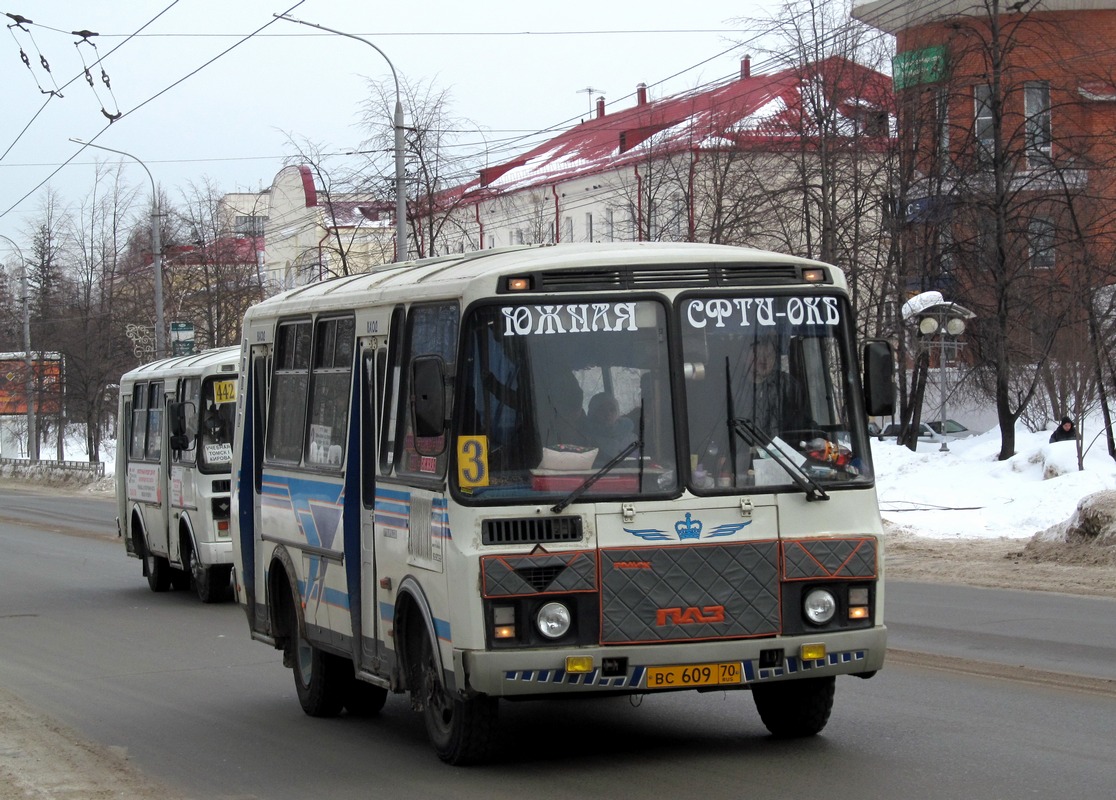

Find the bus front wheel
[[184, 543, 230, 604], [414, 632, 497, 765], [751, 676, 835, 738]]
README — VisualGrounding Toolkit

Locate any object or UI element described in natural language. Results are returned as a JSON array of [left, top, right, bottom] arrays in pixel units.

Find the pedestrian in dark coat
[[1049, 416, 1076, 443]]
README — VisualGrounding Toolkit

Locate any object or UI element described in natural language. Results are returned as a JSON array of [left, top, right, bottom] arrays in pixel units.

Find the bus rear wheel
[[414, 632, 497, 765], [290, 610, 347, 717], [143, 542, 171, 593], [751, 676, 835, 738]]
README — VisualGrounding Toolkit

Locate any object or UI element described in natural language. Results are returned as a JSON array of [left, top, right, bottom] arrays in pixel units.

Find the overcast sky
[[0, 0, 792, 250]]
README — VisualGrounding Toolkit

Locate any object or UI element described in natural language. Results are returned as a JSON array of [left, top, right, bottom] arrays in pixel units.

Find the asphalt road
[[1, 485, 1114, 798]]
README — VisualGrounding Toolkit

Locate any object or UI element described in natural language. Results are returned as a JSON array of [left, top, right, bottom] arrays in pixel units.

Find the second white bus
[[116, 346, 239, 602]]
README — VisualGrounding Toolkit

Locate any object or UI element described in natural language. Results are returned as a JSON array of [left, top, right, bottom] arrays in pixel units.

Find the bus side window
[[129, 383, 147, 460], [251, 353, 268, 492], [266, 320, 312, 464], [176, 377, 200, 465], [305, 316, 355, 468], [145, 382, 164, 461], [398, 303, 458, 480]]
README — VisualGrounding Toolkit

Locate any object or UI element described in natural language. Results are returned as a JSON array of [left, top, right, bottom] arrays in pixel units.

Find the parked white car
[[878, 419, 973, 443]]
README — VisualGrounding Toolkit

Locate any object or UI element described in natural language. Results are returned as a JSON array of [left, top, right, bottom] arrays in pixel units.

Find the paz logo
[[674, 513, 703, 540]]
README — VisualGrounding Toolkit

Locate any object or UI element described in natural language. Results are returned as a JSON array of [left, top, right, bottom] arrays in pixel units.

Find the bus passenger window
[[266, 320, 312, 464], [129, 384, 147, 460], [145, 382, 164, 461], [306, 316, 355, 468]]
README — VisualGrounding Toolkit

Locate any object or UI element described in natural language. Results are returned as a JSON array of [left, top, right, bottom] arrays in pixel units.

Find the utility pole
[[275, 15, 409, 263]]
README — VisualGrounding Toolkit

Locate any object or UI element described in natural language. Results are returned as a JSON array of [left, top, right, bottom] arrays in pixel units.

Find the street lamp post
[[275, 15, 408, 262], [0, 234, 36, 459], [69, 138, 166, 359], [903, 291, 975, 453]]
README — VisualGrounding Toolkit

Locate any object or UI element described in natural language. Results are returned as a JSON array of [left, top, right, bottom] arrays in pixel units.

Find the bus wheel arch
[[396, 577, 498, 765], [180, 519, 229, 603], [132, 510, 170, 592], [267, 547, 347, 717]]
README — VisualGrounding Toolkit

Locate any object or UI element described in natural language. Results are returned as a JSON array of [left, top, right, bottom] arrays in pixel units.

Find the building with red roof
[[418, 55, 893, 262]]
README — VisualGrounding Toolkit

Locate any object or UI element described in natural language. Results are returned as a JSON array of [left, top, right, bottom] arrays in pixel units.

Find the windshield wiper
[[731, 417, 829, 502], [551, 436, 641, 513]]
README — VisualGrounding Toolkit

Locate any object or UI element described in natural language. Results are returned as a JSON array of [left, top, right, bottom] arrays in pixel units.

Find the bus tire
[[345, 680, 389, 717], [185, 543, 230, 604], [291, 612, 347, 718], [751, 676, 835, 738], [414, 632, 497, 765], [143, 544, 171, 593]]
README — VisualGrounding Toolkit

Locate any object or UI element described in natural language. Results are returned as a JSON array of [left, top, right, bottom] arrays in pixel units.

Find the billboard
[[0, 355, 63, 415]]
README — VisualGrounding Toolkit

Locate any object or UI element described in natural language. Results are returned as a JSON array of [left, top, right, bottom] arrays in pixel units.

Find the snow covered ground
[[872, 424, 1116, 540]]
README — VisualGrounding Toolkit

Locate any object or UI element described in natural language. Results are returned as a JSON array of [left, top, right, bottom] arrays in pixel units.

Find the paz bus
[[116, 346, 239, 603], [230, 242, 894, 764]]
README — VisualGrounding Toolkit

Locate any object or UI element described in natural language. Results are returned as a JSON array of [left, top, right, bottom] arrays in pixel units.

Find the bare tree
[[171, 178, 265, 349], [360, 76, 485, 258], [913, 0, 1116, 459], [63, 160, 143, 461]]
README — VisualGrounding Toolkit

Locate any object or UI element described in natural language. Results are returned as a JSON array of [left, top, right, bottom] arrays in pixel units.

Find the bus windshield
[[680, 293, 873, 492], [199, 375, 236, 472], [457, 299, 678, 502]]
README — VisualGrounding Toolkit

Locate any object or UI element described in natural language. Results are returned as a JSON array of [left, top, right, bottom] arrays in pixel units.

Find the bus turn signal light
[[565, 656, 594, 673], [800, 643, 826, 661]]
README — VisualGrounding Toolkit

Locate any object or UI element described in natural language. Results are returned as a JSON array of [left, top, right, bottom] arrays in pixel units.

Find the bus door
[[357, 342, 381, 672], [168, 376, 200, 563], [149, 379, 172, 559]]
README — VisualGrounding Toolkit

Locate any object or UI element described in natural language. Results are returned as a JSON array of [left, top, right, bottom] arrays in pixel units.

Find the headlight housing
[[536, 601, 572, 639], [803, 588, 837, 626]]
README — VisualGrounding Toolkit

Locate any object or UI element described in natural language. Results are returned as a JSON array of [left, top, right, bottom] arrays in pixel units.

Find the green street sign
[[893, 45, 948, 90]]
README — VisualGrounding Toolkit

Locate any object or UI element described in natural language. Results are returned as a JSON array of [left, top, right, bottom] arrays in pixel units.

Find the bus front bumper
[[458, 626, 886, 697]]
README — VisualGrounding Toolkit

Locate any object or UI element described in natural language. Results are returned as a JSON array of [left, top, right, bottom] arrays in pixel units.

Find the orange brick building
[[855, 0, 1116, 434]]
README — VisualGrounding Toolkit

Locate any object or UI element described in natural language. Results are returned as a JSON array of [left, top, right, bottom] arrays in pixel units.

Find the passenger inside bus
[[586, 392, 637, 466]]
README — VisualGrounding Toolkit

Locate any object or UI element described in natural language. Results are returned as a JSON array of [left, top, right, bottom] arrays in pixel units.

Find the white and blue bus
[[117, 346, 239, 602], [230, 242, 894, 764]]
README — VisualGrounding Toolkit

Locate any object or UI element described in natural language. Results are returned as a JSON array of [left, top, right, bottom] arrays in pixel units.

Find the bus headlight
[[536, 602, 572, 639], [803, 588, 837, 626]]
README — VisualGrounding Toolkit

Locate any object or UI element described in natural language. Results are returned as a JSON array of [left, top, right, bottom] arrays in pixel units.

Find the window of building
[[974, 84, 994, 162], [936, 87, 950, 163], [234, 215, 266, 237], [562, 216, 573, 243], [585, 212, 594, 242], [605, 208, 615, 242], [1028, 217, 1056, 269], [1025, 81, 1051, 165]]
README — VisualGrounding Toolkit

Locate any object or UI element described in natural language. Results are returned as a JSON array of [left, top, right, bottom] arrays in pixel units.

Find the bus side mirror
[[862, 339, 895, 417], [168, 401, 195, 452], [411, 355, 446, 438]]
